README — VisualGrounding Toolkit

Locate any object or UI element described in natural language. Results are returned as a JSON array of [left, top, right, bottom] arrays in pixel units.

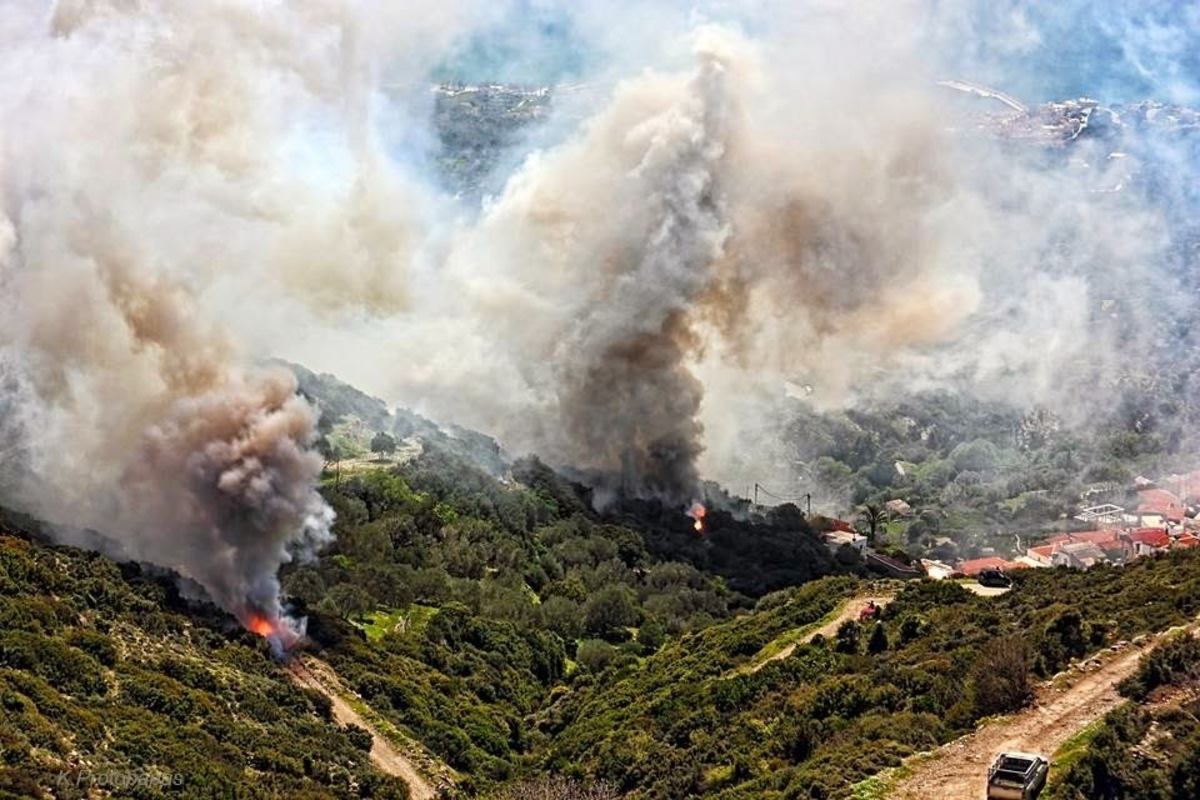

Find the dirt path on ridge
[[889, 622, 1200, 799], [749, 593, 894, 674], [287, 655, 439, 800]]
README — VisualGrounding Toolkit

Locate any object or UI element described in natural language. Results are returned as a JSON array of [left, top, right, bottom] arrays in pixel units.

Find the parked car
[[978, 568, 1014, 588], [987, 752, 1049, 799]]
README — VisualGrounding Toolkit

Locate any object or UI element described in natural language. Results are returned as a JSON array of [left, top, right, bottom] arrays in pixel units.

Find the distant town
[[819, 473, 1200, 581]]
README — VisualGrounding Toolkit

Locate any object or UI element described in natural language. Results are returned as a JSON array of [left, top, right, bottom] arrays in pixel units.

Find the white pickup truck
[[986, 752, 1049, 799]]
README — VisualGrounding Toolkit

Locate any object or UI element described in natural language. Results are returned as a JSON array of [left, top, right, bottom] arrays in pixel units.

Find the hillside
[[8, 403, 1200, 800], [10, 471, 1200, 800], [533, 556, 1200, 798], [0, 511, 410, 800], [0, 416, 847, 798]]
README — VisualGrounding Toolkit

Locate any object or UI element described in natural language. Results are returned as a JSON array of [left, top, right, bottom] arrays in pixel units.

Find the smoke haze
[[1, 0, 1198, 614]]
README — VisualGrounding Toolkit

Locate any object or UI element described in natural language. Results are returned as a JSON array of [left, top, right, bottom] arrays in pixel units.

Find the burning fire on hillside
[[242, 609, 302, 658], [686, 502, 707, 532]]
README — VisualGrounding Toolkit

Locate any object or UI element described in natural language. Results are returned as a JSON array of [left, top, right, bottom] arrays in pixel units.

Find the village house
[[1123, 527, 1172, 557], [956, 556, 1027, 577], [821, 529, 869, 555], [1133, 486, 1185, 526], [1051, 541, 1108, 569]]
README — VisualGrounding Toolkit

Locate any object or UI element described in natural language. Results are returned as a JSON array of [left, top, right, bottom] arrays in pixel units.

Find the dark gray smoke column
[[0, 204, 334, 634], [122, 371, 333, 628], [555, 37, 732, 505]]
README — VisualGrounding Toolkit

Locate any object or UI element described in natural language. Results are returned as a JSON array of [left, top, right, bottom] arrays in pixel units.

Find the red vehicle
[[859, 600, 881, 622]]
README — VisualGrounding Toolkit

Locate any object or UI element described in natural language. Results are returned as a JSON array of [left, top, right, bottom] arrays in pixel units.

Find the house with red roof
[[956, 556, 1027, 577], [1123, 527, 1172, 557], [1174, 532, 1200, 550], [1027, 529, 1127, 567], [1041, 530, 1124, 547], [1136, 488, 1184, 524], [1026, 543, 1057, 566]]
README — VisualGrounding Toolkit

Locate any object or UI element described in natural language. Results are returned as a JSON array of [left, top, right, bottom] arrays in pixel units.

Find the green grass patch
[[1041, 715, 1110, 800], [358, 605, 439, 642], [850, 762, 916, 800]]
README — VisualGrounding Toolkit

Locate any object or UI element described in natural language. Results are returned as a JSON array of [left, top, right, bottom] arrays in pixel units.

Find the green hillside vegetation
[[776, 390, 1200, 561], [284, 443, 1200, 797], [6, 366, 1200, 798], [282, 449, 846, 794], [7, 446, 1200, 799], [1046, 632, 1200, 800], [0, 514, 410, 800], [535, 556, 1200, 799]]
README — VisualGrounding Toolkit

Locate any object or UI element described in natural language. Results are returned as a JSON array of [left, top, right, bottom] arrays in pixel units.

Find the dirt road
[[288, 656, 439, 800], [749, 594, 894, 674], [889, 623, 1198, 799]]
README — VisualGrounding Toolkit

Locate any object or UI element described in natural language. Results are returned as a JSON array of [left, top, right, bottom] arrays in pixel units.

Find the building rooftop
[[957, 556, 1027, 576]]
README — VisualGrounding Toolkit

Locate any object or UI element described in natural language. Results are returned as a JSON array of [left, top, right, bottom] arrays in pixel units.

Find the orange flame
[[246, 613, 276, 638], [688, 502, 707, 532]]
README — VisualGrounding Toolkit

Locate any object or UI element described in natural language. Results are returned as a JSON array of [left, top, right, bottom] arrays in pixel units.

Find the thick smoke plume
[[0, 194, 333, 628], [425, 17, 988, 501], [0, 0, 496, 629]]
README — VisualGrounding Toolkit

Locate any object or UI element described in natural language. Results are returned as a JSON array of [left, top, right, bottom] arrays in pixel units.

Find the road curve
[[287, 656, 439, 800]]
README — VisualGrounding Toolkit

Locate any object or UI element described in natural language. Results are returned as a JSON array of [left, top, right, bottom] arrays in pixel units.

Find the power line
[[754, 483, 811, 515]]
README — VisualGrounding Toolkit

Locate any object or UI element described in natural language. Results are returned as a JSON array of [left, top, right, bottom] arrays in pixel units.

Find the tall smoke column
[[0, 201, 333, 634], [448, 28, 748, 505], [0, 0, 514, 630], [1, 0, 1191, 551], [0, 1, 467, 633], [437, 19, 980, 503], [123, 373, 334, 631], [558, 30, 733, 504]]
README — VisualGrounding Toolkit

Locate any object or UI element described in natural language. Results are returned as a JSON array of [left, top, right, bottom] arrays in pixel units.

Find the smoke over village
[[1, 0, 1198, 631]]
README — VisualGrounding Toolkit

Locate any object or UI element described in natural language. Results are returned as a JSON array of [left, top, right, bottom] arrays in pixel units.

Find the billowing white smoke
[[0, 0, 1189, 580], [413, 7, 1183, 499], [0, 198, 333, 629], [0, 0, 493, 630], [418, 20, 994, 499], [443, 28, 742, 504]]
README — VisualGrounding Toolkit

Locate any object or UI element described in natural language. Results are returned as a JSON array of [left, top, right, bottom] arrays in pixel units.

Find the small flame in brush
[[686, 501, 707, 532], [242, 610, 301, 658], [246, 613, 277, 638]]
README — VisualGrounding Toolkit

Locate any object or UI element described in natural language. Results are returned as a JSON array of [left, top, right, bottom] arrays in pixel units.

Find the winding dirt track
[[749, 594, 894, 674], [889, 622, 1200, 799], [287, 656, 438, 800]]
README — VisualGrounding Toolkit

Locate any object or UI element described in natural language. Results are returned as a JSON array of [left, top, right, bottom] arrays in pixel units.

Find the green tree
[[971, 636, 1033, 716], [282, 567, 326, 605], [859, 504, 887, 542], [867, 621, 888, 654], [835, 620, 861, 654], [371, 431, 398, 455], [576, 639, 616, 673], [1173, 735, 1200, 800], [584, 585, 639, 638], [323, 583, 374, 621], [541, 596, 585, 641], [638, 617, 667, 653], [344, 724, 374, 752]]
